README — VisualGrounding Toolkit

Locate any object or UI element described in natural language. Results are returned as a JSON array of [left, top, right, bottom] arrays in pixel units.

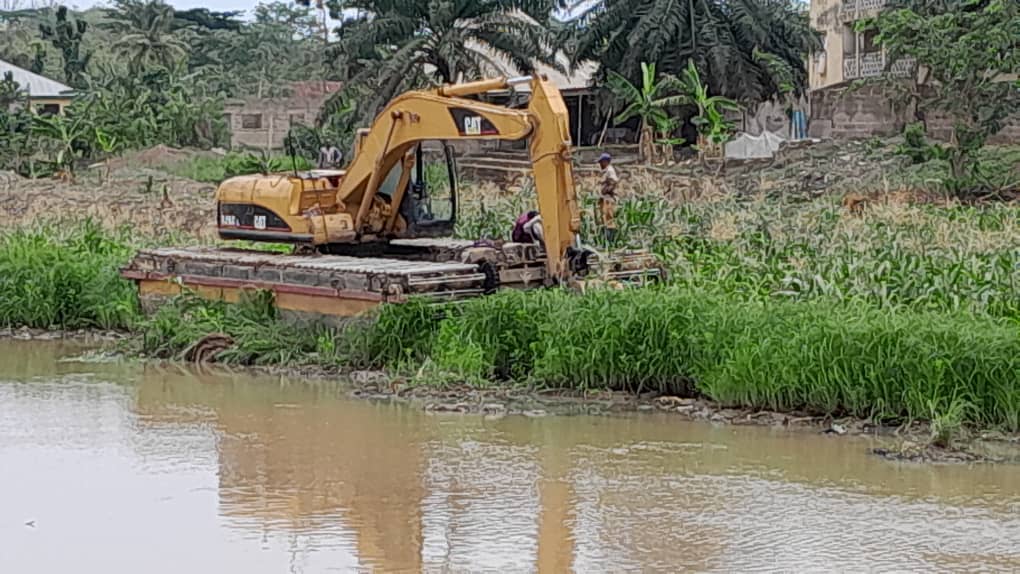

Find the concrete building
[[807, 0, 1018, 141], [0, 58, 75, 114], [223, 81, 342, 150]]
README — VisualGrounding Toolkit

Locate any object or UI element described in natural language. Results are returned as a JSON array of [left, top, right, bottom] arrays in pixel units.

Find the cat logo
[[449, 108, 498, 136], [464, 116, 482, 136]]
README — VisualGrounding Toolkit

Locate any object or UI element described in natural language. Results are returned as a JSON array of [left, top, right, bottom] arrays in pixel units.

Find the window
[[241, 113, 263, 129], [861, 29, 880, 53], [842, 26, 857, 56], [36, 103, 61, 116], [289, 113, 305, 126]]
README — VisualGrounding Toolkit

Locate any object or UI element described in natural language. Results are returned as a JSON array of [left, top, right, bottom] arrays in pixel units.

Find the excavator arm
[[337, 76, 582, 280]]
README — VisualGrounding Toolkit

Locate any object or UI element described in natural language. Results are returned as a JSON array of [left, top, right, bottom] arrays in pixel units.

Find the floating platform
[[120, 241, 663, 322]]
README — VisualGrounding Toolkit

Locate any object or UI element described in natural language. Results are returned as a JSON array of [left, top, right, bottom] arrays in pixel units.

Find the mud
[[242, 365, 1020, 465]]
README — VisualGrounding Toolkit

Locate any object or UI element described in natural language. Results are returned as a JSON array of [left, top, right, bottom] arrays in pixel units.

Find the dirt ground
[[0, 146, 218, 240]]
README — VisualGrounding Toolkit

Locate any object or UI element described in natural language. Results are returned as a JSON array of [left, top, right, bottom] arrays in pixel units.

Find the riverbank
[[4, 318, 1019, 464], [3, 155, 1019, 460]]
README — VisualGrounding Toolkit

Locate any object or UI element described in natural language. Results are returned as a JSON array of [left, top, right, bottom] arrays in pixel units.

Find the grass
[[456, 176, 1020, 319], [163, 152, 313, 183], [132, 286, 1020, 433], [0, 220, 140, 330]]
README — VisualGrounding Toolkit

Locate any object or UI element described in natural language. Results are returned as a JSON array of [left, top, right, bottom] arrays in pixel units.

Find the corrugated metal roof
[[432, 42, 597, 94], [0, 59, 74, 98]]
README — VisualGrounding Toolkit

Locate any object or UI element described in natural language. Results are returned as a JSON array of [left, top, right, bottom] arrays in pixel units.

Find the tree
[[605, 62, 686, 162], [0, 72, 36, 175], [863, 0, 1020, 196], [38, 5, 90, 88], [568, 0, 820, 106], [332, 0, 563, 118], [104, 0, 189, 72]]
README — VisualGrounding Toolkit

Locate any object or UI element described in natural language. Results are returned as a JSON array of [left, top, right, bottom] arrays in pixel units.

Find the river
[[0, 340, 1018, 573]]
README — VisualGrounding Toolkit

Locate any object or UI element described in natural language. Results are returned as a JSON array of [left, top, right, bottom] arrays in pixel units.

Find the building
[[807, 0, 1018, 141], [0, 58, 75, 114], [807, 0, 919, 139], [223, 81, 342, 150]]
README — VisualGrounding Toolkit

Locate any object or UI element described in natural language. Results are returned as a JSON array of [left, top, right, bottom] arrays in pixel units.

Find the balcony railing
[[844, 53, 915, 80], [840, 0, 889, 20]]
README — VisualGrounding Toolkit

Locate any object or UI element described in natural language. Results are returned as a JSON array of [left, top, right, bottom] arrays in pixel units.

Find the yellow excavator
[[122, 75, 660, 321], [215, 75, 584, 280]]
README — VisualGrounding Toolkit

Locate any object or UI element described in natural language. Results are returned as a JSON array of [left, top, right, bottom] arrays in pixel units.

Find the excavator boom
[[335, 75, 581, 279]]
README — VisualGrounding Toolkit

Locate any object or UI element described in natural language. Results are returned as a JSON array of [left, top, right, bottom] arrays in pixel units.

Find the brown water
[[1, 341, 1018, 573]]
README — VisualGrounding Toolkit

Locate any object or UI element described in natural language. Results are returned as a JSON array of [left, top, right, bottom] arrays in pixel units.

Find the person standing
[[597, 152, 619, 244]]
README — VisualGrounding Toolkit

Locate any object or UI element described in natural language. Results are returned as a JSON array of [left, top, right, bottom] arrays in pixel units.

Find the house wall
[[809, 0, 846, 90], [28, 96, 73, 114], [809, 83, 1020, 142], [224, 95, 331, 150]]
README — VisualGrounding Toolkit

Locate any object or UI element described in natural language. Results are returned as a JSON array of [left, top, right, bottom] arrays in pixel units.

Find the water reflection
[[1, 341, 1018, 573]]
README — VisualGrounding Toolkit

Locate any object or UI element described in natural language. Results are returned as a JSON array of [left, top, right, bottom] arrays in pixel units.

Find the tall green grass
[[0, 221, 140, 329], [138, 286, 1020, 432], [363, 288, 1020, 431]]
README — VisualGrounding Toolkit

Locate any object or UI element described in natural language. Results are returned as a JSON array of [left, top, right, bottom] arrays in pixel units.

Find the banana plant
[[30, 113, 89, 182], [94, 128, 121, 185], [677, 60, 741, 161], [605, 62, 688, 163]]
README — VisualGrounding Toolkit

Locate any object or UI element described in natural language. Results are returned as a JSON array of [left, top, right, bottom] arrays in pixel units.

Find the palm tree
[[105, 0, 189, 72], [334, 0, 564, 117], [568, 0, 820, 105], [605, 62, 687, 163]]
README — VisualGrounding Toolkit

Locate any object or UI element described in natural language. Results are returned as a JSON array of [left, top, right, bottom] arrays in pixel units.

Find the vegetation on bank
[[2, 183, 1018, 435], [459, 175, 1020, 319], [0, 221, 137, 329], [133, 286, 1020, 434]]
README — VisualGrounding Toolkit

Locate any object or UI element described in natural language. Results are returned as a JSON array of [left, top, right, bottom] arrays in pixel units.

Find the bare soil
[[0, 148, 217, 240]]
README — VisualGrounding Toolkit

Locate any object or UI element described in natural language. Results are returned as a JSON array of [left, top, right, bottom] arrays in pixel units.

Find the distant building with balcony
[[807, 0, 1018, 142]]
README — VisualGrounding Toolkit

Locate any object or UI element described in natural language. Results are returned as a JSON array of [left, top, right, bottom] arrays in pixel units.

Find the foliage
[[605, 62, 687, 162], [30, 112, 89, 178], [568, 0, 820, 105], [895, 122, 946, 164], [163, 152, 314, 183], [328, 0, 563, 124], [0, 72, 36, 174], [863, 0, 1020, 197], [103, 0, 190, 72], [676, 60, 740, 155], [38, 5, 90, 88], [0, 221, 139, 330], [72, 66, 229, 152]]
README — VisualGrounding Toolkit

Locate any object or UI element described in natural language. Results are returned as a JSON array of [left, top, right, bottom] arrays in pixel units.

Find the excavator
[[122, 75, 661, 321]]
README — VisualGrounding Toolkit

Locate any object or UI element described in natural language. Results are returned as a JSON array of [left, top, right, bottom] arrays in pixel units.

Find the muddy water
[[1, 341, 1018, 573]]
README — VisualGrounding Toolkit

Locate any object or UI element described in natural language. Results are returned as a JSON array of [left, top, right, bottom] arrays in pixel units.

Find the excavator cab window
[[399, 142, 457, 236]]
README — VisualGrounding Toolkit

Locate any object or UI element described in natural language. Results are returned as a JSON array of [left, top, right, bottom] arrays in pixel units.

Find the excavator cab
[[396, 142, 458, 238]]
